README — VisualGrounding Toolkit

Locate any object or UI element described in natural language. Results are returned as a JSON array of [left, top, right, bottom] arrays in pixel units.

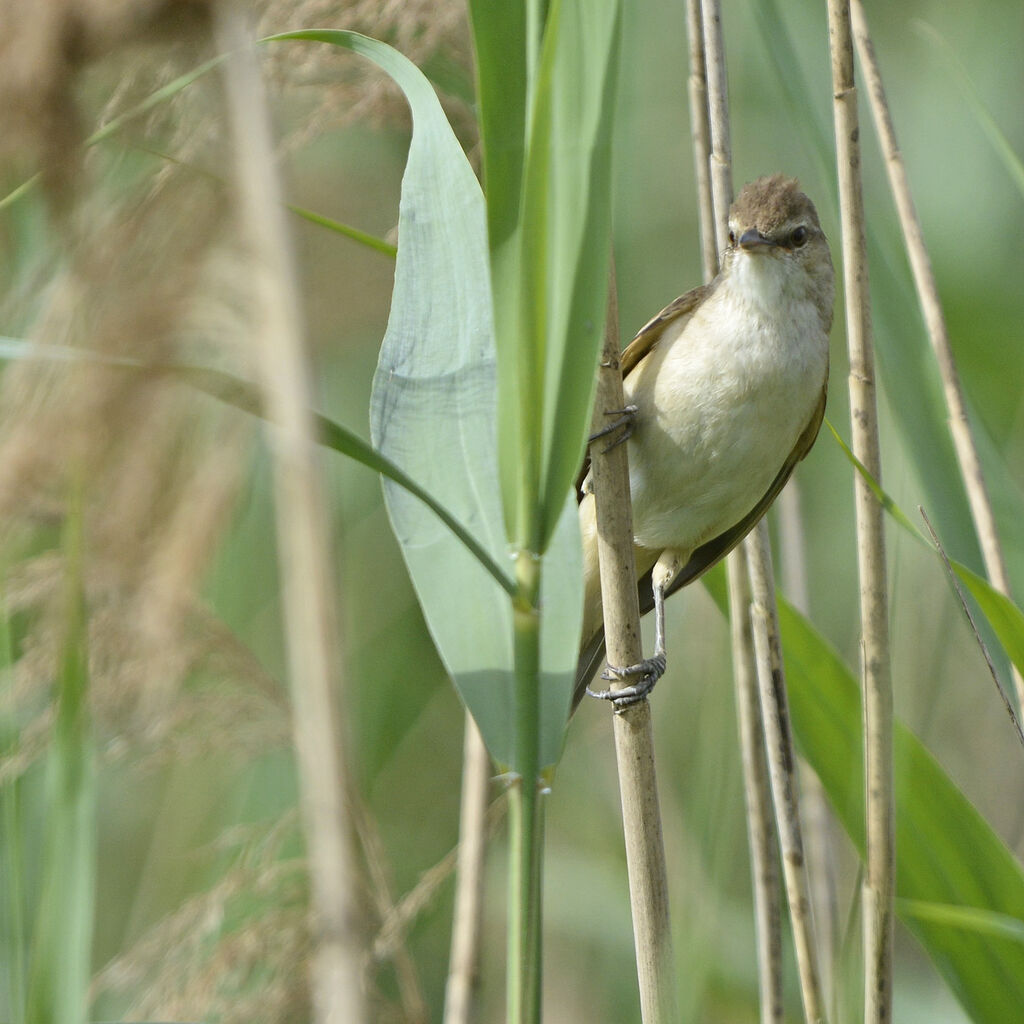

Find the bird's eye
[[728, 229, 736, 246], [790, 225, 809, 248]]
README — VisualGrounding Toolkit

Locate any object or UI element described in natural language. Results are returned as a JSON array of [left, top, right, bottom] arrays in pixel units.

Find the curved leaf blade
[[269, 31, 577, 768]]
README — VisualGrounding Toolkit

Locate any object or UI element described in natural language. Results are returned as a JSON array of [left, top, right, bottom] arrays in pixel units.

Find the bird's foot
[[588, 405, 638, 452], [586, 653, 666, 709]]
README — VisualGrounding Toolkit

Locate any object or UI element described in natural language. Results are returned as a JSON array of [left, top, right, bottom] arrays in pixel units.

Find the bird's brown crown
[[730, 174, 821, 235]]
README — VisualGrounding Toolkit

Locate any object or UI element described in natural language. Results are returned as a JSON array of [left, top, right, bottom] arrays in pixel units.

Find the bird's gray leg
[[587, 405, 638, 451], [588, 550, 683, 709]]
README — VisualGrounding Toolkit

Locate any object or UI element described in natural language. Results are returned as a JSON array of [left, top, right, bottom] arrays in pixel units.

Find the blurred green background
[[2, 0, 1024, 1021]]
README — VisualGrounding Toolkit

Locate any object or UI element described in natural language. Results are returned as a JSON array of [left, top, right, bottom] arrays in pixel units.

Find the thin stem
[[693, 8, 796, 1021], [826, 2, 895, 1021], [747, 522, 828, 1024], [444, 717, 492, 1024], [700, 0, 733, 253], [214, 8, 365, 1023], [727, 550, 784, 1024], [507, 782, 543, 1024], [509, 551, 543, 1024], [685, 0, 716, 283], [588, 270, 677, 1023], [850, 0, 1024, 718], [695, 8, 807, 1022], [779, 486, 839, 1018]]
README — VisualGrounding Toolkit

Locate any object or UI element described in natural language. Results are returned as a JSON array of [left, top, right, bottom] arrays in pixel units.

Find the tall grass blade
[[466, 0, 529, 535], [829, 422, 1024, 688], [503, 0, 622, 552], [701, 569, 1024, 1024], [24, 506, 95, 1024], [0, 583, 26, 1024], [913, 22, 1024, 201]]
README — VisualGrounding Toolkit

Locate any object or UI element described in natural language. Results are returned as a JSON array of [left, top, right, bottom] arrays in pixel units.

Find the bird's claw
[[588, 405, 638, 452], [586, 653, 667, 709]]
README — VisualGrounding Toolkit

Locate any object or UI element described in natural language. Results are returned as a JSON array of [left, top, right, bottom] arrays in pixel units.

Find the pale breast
[[623, 288, 828, 554]]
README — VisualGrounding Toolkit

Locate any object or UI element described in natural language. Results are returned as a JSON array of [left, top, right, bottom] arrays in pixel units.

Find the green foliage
[[0, 591, 26, 1024], [702, 558, 1024, 1023], [473, 0, 621, 553], [830, 420, 1024, 687], [1, 2, 1023, 1022], [265, 32, 585, 778], [23, 510, 96, 1024], [781, 597, 1024, 1023]]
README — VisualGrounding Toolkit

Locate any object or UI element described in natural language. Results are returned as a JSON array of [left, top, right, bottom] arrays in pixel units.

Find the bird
[[576, 174, 835, 708]]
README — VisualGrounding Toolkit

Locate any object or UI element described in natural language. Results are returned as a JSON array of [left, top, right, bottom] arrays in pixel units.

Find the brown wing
[[577, 283, 713, 498], [620, 283, 712, 379]]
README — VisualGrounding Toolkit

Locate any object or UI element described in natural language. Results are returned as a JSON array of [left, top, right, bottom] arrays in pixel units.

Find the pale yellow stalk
[[215, 8, 365, 1022], [589, 272, 677, 1024], [826, 2, 895, 1020], [850, 0, 1024, 717]]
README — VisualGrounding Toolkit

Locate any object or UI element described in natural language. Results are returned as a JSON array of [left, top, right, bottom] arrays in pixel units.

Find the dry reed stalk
[[214, 7, 365, 1023], [727, 548, 784, 1024], [589, 269, 677, 1024], [700, 4, 830, 1020], [701, 5, 829, 1019], [349, 793, 428, 1021], [779, 485, 839, 1017], [699, 0, 732, 255], [826, 1, 895, 1020], [694, 6, 790, 1020], [688, 8, 782, 1015], [849, 0, 1024, 716], [685, 0, 716, 282], [443, 716, 491, 1024], [747, 521, 828, 1024]]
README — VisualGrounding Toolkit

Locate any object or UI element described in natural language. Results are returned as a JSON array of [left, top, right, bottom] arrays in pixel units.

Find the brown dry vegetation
[[0, 2, 472, 1020]]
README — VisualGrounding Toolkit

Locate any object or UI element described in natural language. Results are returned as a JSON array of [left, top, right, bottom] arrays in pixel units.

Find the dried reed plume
[[0, 2, 479, 1020]]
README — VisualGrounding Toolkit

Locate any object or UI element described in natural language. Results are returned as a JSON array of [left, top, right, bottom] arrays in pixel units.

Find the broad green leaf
[[267, 32, 579, 769], [466, 0, 528, 257], [529, 0, 622, 550], [703, 569, 1024, 1022]]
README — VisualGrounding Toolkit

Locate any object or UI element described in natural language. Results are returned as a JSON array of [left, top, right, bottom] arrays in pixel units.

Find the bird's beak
[[738, 228, 777, 252]]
